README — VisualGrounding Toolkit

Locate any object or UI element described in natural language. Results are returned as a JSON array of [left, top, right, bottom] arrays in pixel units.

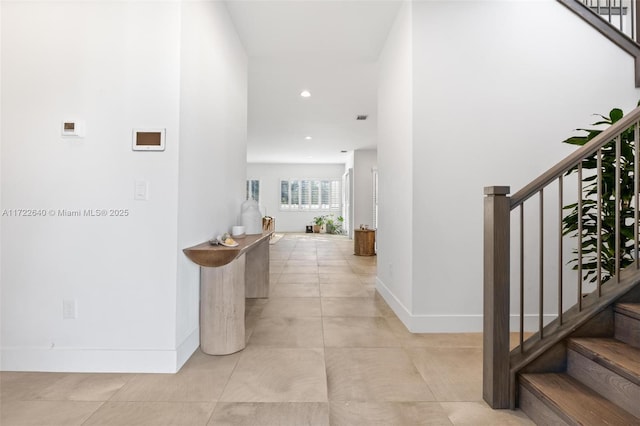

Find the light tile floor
[[0, 233, 534, 425]]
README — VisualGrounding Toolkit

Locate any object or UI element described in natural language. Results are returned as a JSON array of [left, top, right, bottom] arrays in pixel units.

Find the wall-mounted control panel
[[132, 128, 165, 151], [61, 120, 84, 137]]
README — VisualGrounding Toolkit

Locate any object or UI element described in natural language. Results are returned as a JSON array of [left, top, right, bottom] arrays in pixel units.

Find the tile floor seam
[[78, 400, 107, 426], [205, 401, 219, 425], [106, 373, 138, 402], [316, 248, 332, 410], [214, 343, 248, 405], [405, 345, 441, 404]]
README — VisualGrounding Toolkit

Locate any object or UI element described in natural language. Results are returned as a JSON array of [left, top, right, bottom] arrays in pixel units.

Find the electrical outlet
[[63, 299, 77, 319]]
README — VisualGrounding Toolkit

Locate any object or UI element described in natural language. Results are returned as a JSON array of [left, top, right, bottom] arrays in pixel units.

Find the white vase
[[241, 200, 262, 235]]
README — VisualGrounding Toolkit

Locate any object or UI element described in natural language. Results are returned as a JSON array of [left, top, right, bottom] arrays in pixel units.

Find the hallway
[[1, 234, 533, 425]]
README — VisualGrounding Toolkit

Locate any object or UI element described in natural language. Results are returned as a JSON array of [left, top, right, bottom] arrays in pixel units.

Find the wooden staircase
[[519, 303, 640, 425]]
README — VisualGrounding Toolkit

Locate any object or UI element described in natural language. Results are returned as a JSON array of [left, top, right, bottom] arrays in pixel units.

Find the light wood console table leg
[[245, 237, 270, 298], [200, 254, 246, 355]]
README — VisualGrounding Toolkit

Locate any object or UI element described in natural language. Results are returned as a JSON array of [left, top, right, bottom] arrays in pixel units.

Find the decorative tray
[[220, 241, 239, 247]]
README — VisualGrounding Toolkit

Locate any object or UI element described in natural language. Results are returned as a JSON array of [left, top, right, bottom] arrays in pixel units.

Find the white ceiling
[[225, 1, 402, 164]]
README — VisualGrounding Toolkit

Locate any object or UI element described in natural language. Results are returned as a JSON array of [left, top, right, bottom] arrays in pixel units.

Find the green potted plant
[[325, 214, 345, 235], [562, 104, 638, 283], [312, 215, 326, 233]]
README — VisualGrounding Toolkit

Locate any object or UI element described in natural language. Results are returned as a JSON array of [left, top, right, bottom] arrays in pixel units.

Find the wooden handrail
[[511, 104, 640, 208], [484, 103, 640, 410], [557, 0, 640, 87]]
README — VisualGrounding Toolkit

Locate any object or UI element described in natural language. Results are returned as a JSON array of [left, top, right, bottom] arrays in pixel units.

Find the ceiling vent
[[356, 115, 368, 121]]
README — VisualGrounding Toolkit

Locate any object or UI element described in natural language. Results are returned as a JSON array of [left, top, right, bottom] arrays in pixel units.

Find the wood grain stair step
[[615, 303, 640, 320], [567, 337, 640, 418], [568, 337, 640, 387], [615, 303, 640, 348], [519, 373, 639, 425]]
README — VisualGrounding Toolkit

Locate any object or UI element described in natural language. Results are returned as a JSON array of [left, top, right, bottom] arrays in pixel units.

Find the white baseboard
[[375, 277, 413, 327], [376, 277, 558, 333], [1, 346, 180, 373], [1, 329, 201, 374], [176, 327, 200, 371]]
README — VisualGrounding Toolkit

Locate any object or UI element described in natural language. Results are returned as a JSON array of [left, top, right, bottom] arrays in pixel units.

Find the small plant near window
[[325, 215, 345, 235], [312, 215, 327, 233]]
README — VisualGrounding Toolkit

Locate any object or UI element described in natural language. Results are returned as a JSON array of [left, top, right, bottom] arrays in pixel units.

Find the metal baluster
[[578, 164, 584, 310], [520, 204, 524, 352], [636, 0, 640, 42], [620, 0, 624, 33], [539, 189, 544, 338], [558, 177, 564, 324], [616, 136, 621, 282], [631, 0, 635, 42], [597, 148, 603, 296], [609, 0, 613, 23], [635, 122, 639, 269], [558, 175, 564, 324]]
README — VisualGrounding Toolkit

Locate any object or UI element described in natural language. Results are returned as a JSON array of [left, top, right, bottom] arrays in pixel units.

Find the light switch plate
[[135, 180, 148, 201], [63, 299, 77, 319]]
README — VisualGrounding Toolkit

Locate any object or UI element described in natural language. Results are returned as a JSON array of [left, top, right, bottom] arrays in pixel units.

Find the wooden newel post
[[483, 185, 511, 409]]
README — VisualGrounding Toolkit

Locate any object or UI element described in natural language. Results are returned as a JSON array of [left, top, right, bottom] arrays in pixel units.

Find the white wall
[[353, 149, 377, 230], [246, 163, 345, 232], [376, 1, 414, 323], [377, 0, 640, 332], [175, 2, 247, 368], [1, 1, 247, 372], [342, 149, 376, 236], [342, 153, 354, 238]]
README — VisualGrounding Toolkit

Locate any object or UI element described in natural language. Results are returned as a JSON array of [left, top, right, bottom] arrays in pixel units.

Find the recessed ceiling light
[[356, 115, 368, 120], [340, 150, 348, 153], [305, 136, 312, 140], [300, 90, 311, 98]]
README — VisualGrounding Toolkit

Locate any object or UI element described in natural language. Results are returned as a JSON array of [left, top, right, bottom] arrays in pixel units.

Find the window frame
[[279, 178, 342, 212], [246, 179, 260, 204]]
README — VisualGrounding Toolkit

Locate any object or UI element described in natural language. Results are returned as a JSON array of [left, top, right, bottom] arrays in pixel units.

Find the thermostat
[[132, 128, 165, 151], [61, 120, 84, 137]]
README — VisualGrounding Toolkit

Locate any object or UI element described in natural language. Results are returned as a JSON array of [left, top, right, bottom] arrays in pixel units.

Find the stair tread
[[568, 337, 640, 386], [615, 303, 640, 320], [520, 373, 639, 424]]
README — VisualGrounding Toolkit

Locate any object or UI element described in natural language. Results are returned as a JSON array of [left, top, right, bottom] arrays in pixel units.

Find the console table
[[183, 232, 271, 355]]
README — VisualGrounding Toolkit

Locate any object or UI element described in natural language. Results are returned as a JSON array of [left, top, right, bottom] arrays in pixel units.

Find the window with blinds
[[280, 179, 341, 211], [246, 179, 260, 203]]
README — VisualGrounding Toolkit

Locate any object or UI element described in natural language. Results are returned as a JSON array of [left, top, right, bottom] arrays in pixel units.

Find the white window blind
[[331, 180, 341, 210], [246, 179, 260, 203], [280, 180, 289, 209], [280, 179, 341, 211]]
